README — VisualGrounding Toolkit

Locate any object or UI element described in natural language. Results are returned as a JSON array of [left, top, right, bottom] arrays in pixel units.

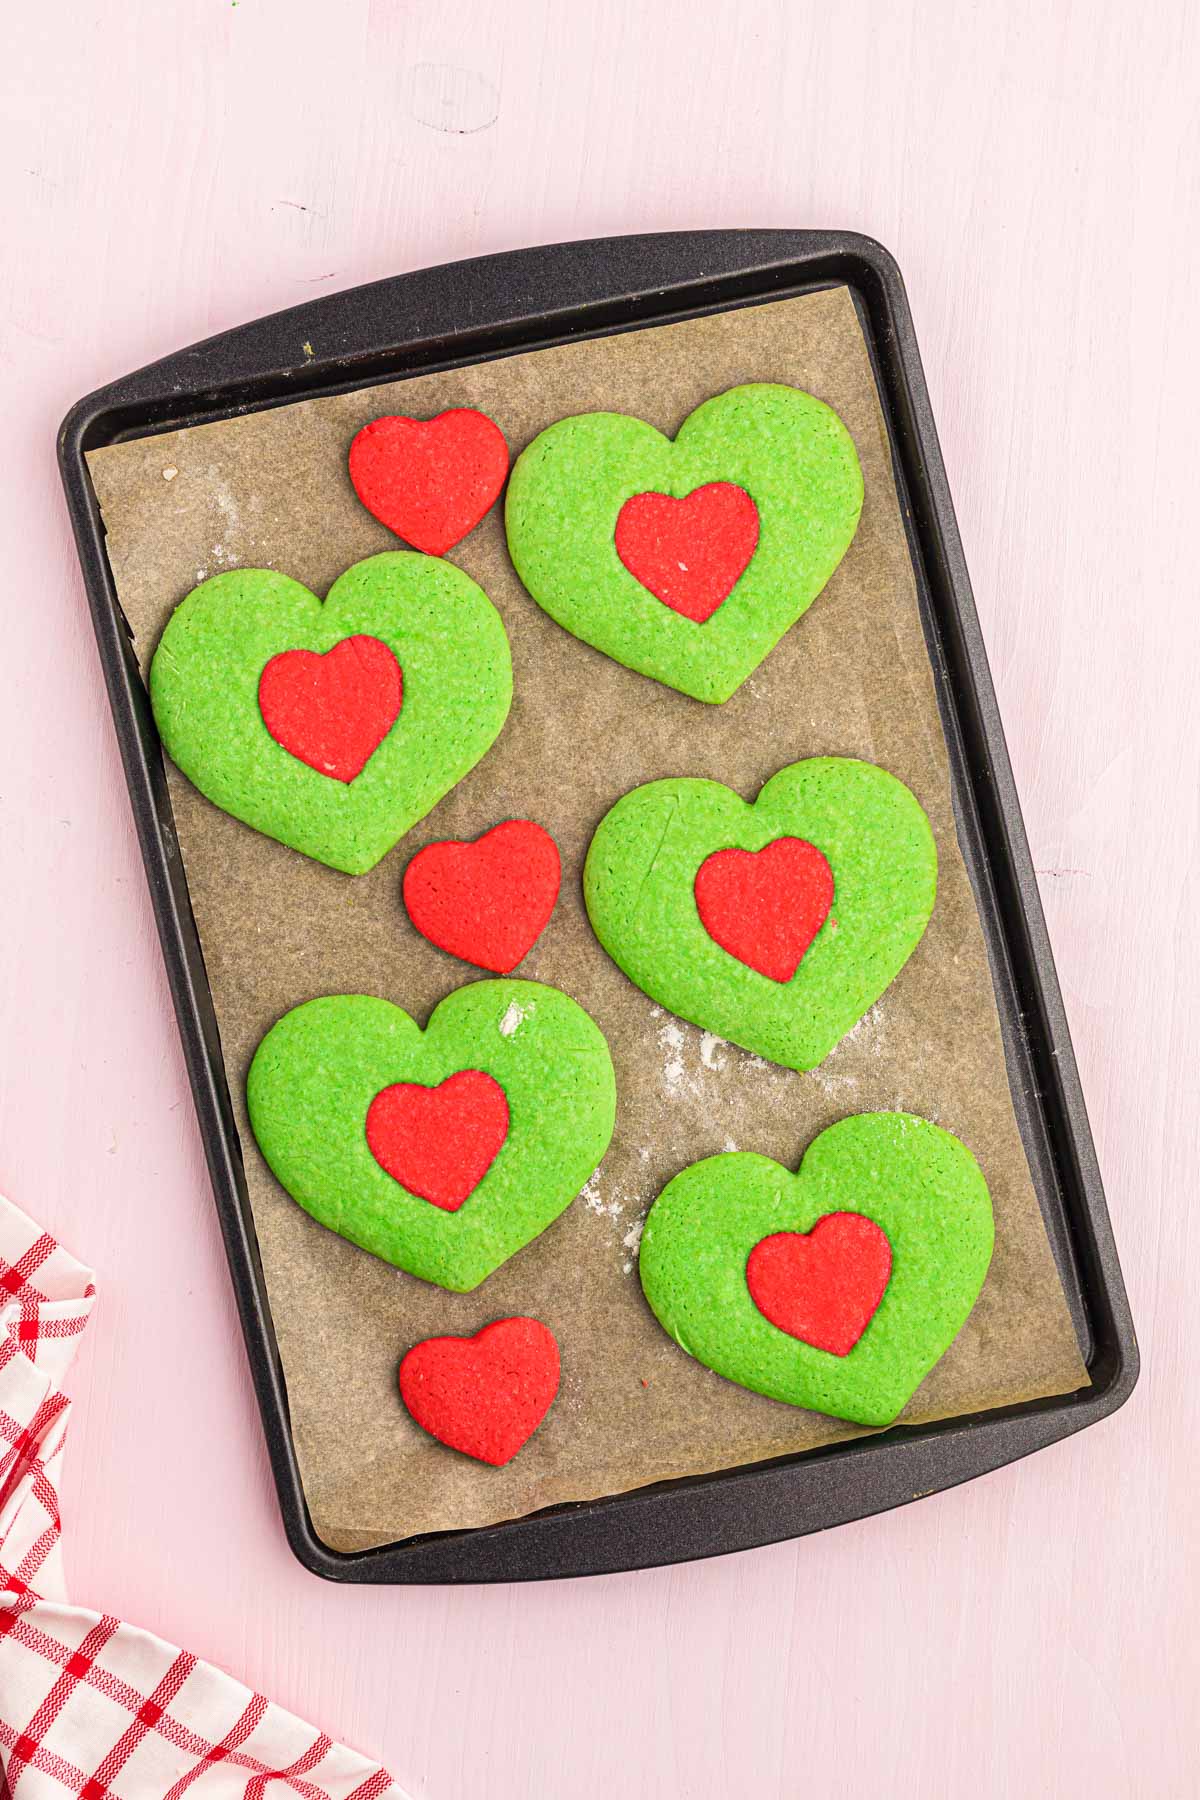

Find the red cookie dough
[[365, 1069, 509, 1210], [399, 1317, 561, 1465], [403, 820, 562, 973], [614, 481, 760, 623], [747, 1212, 893, 1356], [258, 634, 403, 783], [694, 836, 834, 982], [349, 408, 510, 554]]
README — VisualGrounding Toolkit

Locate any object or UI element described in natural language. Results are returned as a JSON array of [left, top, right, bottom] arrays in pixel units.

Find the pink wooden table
[[3, 2, 1197, 1794]]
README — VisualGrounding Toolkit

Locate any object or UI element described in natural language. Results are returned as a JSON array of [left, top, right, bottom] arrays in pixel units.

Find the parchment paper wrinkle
[[87, 288, 1087, 1551]]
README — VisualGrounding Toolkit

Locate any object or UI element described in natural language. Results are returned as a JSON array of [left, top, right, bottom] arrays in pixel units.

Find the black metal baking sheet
[[58, 230, 1138, 1583]]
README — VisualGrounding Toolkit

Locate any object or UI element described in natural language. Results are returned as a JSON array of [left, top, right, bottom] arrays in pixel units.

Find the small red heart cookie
[[694, 837, 834, 982], [403, 820, 562, 973], [399, 1317, 561, 1465], [349, 408, 509, 554], [258, 634, 402, 783], [365, 1070, 509, 1210], [747, 1213, 892, 1356], [614, 482, 760, 623]]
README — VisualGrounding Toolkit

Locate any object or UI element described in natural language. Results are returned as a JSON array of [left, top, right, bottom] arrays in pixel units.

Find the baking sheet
[[87, 287, 1088, 1552]]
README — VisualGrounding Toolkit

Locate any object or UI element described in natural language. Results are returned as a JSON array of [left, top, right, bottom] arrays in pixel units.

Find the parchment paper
[[87, 288, 1088, 1551]]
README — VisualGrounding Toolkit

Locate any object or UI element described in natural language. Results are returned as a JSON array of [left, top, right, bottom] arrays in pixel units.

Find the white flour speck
[[620, 1214, 646, 1275], [211, 475, 241, 537], [699, 1031, 727, 1070], [834, 1002, 885, 1053], [807, 1003, 887, 1098], [162, 465, 178, 482], [659, 1018, 687, 1093], [580, 1174, 623, 1221], [498, 1000, 531, 1037], [812, 1071, 860, 1101]]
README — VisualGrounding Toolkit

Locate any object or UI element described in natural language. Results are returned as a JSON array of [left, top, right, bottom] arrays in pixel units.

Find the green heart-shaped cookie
[[150, 553, 512, 874], [505, 384, 863, 702], [639, 1114, 994, 1426], [246, 981, 616, 1291], [584, 758, 937, 1072]]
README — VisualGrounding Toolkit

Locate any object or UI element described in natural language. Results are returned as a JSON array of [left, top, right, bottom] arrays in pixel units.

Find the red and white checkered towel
[[0, 1193, 405, 1799]]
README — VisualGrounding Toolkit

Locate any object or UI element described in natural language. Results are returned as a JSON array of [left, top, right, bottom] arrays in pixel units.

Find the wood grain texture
[[1, 1, 1196, 1795]]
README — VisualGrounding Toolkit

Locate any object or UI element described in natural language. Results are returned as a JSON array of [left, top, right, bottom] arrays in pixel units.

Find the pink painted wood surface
[[2, 2, 1197, 1794]]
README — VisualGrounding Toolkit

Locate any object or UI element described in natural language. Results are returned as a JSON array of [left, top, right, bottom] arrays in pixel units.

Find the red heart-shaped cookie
[[614, 481, 760, 623], [349, 408, 510, 554], [365, 1070, 509, 1210], [746, 1213, 892, 1356], [694, 836, 834, 982], [399, 1317, 561, 1465], [258, 634, 403, 783], [403, 820, 562, 973]]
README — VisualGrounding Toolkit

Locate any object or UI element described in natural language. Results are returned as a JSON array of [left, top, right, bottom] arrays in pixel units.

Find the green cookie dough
[[584, 758, 937, 1072], [639, 1114, 995, 1426], [150, 553, 512, 874], [246, 981, 616, 1292], [504, 383, 863, 703]]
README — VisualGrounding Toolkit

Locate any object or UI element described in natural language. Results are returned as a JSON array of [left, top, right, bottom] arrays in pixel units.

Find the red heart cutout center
[[694, 837, 834, 982], [258, 634, 402, 783], [747, 1213, 893, 1356], [399, 1317, 561, 1465], [365, 1070, 509, 1211], [403, 820, 562, 973], [614, 482, 760, 623], [349, 408, 510, 554]]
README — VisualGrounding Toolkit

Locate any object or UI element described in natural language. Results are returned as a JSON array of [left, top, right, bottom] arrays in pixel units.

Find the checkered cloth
[[0, 1193, 405, 1799]]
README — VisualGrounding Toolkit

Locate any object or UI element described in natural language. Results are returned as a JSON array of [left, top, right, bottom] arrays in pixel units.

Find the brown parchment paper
[[87, 288, 1088, 1551]]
